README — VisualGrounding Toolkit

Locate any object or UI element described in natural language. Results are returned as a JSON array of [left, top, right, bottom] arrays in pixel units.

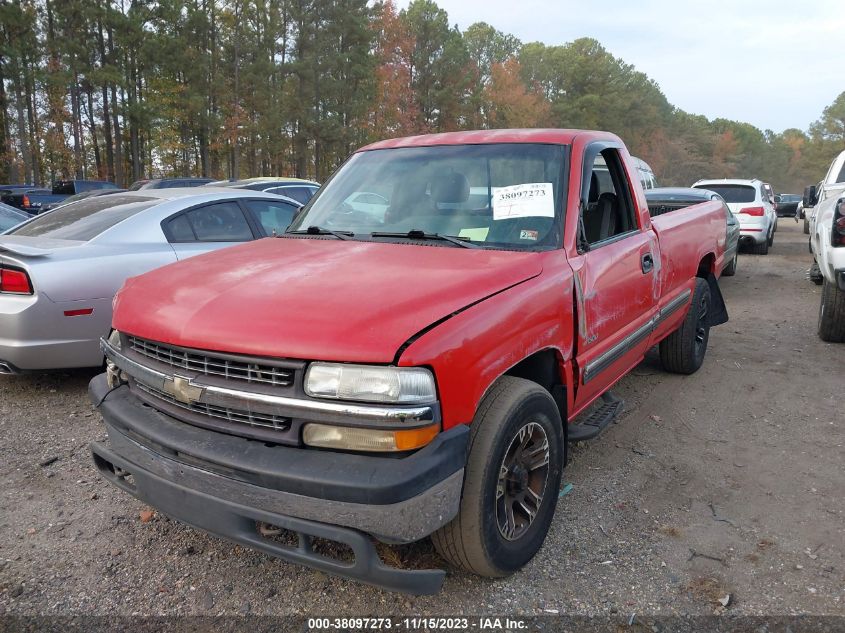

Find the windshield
[[694, 184, 755, 203], [289, 143, 567, 250], [9, 195, 158, 241]]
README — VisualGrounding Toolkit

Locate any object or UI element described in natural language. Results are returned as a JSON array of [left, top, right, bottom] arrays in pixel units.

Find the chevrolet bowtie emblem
[[162, 374, 204, 404]]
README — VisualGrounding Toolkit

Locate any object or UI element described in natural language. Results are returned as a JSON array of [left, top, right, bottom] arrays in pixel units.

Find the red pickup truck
[[90, 129, 728, 594]]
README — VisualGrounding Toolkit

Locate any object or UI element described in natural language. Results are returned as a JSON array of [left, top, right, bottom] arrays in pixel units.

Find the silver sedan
[[0, 189, 301, 372]]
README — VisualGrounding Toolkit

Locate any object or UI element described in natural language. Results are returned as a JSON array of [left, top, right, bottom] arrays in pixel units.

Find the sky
[[396, 0, 845, 134]]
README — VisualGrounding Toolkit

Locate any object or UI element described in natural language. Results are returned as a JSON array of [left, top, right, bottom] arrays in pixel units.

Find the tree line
[[1, 0, 843, 191]]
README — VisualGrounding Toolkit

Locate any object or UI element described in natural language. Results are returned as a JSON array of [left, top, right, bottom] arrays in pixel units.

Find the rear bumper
[[88, 374, 468, 593], [0, 294, 110, 370], [739, 230, 767, 245]]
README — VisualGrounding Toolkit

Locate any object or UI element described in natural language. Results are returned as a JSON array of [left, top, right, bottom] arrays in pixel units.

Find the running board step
[[567, 391, 624, 442]]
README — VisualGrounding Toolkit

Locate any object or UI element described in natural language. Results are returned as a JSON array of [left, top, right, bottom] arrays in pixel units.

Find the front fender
[[397, 255, 574, 431]]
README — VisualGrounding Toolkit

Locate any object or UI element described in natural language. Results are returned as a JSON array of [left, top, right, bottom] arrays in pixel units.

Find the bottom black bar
[[90, 441, 445, 596]]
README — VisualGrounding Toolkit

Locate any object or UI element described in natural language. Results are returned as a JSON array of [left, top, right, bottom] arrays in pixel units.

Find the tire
[[659, 277, 711, 374], [722, 250, 738, 277], [754, 238, 769, 255], [432, 376, 563, 577], [818, 279, 845, 342], [803, 218, 810, 234], [767, 227, 774, 247]]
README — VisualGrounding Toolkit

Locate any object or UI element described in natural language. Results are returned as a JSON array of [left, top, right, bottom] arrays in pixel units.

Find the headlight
[[304, 363, 436, 404], [107, 329, 122, 351], [302, 423, 439, 452]]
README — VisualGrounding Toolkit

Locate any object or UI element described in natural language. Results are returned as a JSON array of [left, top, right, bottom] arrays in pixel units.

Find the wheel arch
[[697, 252, 716, 278]]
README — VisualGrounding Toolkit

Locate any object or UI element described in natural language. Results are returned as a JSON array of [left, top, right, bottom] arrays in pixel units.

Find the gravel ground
[[1, 221, 843, 619]]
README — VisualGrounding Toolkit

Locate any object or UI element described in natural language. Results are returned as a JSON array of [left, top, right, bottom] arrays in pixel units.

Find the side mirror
[[803, 185, 817, 208]]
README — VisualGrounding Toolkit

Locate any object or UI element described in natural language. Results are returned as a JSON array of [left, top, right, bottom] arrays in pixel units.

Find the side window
[[268, 186, 312, 204], [165, 202, 253, 242], [243, 199, 299, 235], [581, 149, 638, 246], [166, 214, 195, 241]]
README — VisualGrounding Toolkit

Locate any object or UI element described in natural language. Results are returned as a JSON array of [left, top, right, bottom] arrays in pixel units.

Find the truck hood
[[113, 237, 543, 363]]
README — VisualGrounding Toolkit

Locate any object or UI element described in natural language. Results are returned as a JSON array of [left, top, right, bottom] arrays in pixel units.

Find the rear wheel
[[767, 226, 774, 246], [803, 218, 810, 234], [754, 238, 769, 255], [432, 376, 563, 577], [818, 279, 845, 342], [660, 277, 711, 374], [722, 250, 738, 277]]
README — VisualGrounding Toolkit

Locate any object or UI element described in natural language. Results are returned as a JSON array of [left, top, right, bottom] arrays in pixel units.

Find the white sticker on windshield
[[492, 183, 555, 220]]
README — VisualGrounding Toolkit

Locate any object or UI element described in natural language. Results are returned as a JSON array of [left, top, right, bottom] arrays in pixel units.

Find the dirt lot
[[1, 221, 843, 619]]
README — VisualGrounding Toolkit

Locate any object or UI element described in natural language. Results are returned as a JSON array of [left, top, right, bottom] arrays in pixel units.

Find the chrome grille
[[135, 382, 292, 433], [128, 336, 294, 387]]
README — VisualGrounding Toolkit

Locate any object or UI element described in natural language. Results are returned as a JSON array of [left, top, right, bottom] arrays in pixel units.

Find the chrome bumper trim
[[101, 339, 439, 428]]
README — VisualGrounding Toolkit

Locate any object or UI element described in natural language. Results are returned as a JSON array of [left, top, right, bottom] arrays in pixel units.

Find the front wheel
[[660, 277, 711, 374], [432, 376, 563, 577], [818, 279, 845, 342]]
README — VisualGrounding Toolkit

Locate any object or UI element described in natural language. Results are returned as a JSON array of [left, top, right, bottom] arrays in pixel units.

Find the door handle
[[641, 253, 654, 274]]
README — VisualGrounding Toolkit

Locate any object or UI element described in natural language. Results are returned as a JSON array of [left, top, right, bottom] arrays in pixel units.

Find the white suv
[[692, 179, 777, 254], [805, 150, 845, 342]]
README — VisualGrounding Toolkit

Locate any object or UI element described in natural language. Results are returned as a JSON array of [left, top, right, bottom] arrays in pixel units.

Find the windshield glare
[[289, 143, 566, 250]]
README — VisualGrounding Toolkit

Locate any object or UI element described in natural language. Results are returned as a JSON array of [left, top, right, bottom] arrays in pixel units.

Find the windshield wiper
[[285, 225, 354, 240], [370, 229, 477, 249]]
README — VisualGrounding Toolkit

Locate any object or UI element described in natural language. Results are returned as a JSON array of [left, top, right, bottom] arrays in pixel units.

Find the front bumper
[[88, 374, 468, 594]]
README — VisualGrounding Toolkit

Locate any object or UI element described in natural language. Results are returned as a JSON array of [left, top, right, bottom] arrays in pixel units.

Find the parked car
[[0, 189, 301, 373], [804, 150, 845, 341], [633, 156, 657, 190], [0, 203, 29, 232], [41, 188, 127, 212], [91, 129, 729, 594], [129, 178, 214, 190], [0, 187, 52, 214], [774, 193, 801, 217], [1, 180, 118, 213], [692, 178, 776, 254], [646, 187, 739, 276], [222, 177, 320, 205]]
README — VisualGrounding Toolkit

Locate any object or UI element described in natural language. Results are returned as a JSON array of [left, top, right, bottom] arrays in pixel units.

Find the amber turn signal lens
[[394, 424, 440, 451], [302, 423, 439, 452]]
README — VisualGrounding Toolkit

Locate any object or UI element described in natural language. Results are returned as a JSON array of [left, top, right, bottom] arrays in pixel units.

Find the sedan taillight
[[738, 206, 765, 216], [0, 267, 33, 294]]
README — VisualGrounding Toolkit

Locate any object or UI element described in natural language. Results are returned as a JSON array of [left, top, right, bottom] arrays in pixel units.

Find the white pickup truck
[[805, 149, 845, 342]]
